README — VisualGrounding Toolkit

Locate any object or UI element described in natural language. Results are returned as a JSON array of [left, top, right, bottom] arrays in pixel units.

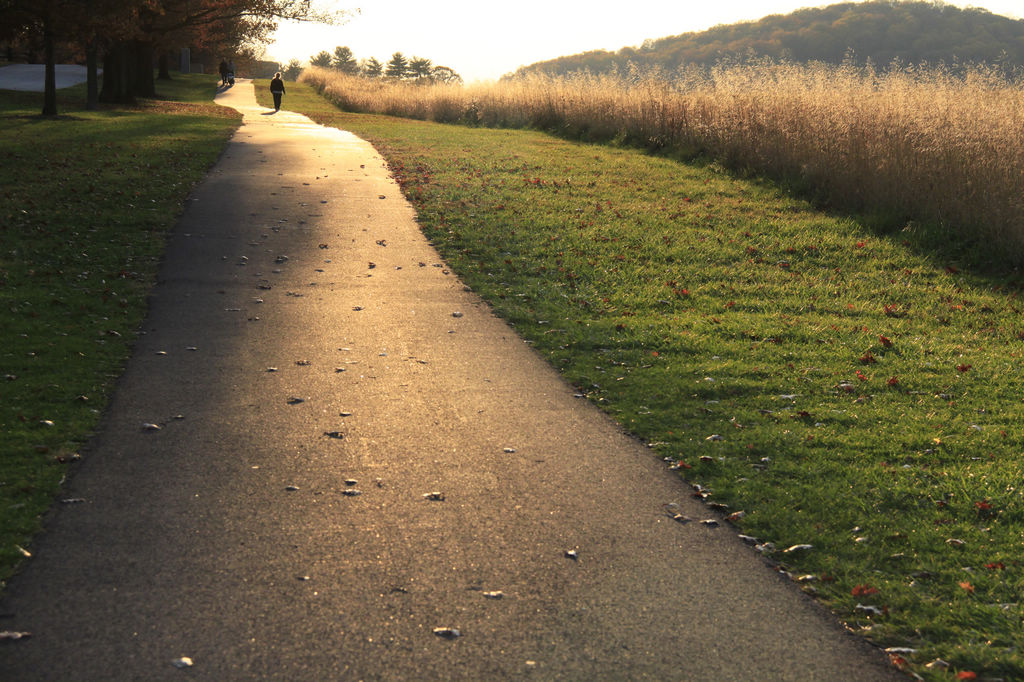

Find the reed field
[[301, 63, 1024, 261]]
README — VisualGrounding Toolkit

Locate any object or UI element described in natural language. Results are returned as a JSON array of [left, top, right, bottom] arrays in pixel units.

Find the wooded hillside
[[510, 1, 1024, 77]]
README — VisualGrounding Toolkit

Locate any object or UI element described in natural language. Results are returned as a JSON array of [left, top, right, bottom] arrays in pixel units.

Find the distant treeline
[[510, 1, 1024, 78], [283, 46, 461, 83]]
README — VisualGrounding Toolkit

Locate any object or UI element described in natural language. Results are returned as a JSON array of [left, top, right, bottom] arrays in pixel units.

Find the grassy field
[[260, 80, 1024, 680], [0, 75, 240, 584]]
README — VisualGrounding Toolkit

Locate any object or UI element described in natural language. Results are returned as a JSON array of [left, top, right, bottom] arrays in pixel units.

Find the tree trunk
[[42, 15, 57, 116], [133, 40, 156, 98], [157, 51, 171, 80], [99, 43, 136, 105], [86, 42, 99, 111]]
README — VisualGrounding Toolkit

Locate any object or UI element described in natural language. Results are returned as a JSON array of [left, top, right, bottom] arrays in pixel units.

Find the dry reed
[[301, 63, 1024, 257]]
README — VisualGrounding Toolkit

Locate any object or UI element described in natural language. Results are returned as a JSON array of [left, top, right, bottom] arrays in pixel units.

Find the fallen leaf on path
[[0, 631, 31, 641], [171, 657, 193, 669], [423, 491, 445, 501], [342, 490, 362, 497], [286, 397, 305, 405], [324, 431, 344, 439], [482, 591, 504, 599], [564, 549, 579, 560], [142, 423, 161, 431], [433, 627, 460, 639]]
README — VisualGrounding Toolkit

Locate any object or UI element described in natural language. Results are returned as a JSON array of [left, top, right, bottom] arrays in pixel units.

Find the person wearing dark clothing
[[227, 60, 236, 85], [218, 59, 229, 86], [270, 72, 286, 111]]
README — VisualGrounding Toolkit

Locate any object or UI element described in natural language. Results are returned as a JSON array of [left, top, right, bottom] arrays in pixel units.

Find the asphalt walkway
[[0, 80, 901, 680]]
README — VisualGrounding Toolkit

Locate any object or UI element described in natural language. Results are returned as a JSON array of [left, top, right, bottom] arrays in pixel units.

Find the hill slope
[[510, 1, 1024, 77]]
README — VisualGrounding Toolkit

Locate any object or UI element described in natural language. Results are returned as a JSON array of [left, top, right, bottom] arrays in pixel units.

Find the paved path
[[0, 81, 901, 680], [0, 64, 92, 91]]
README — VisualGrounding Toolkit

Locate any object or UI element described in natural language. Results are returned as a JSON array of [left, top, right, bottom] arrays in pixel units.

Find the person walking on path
[[269, 71, 285, 111], [218, 59, 229, 87]]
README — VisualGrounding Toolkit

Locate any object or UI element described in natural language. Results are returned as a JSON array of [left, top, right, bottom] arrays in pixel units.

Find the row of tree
[[2, 0, 353, 114], [306, 46, 462, 84]]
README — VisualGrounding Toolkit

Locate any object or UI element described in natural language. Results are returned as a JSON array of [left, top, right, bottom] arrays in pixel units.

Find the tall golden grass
[[301, 63, 1024, 256]]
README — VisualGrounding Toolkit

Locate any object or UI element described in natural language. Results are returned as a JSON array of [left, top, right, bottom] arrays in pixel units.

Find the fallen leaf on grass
[[854, 604, 884, 616], [783, 544, 813, 553]]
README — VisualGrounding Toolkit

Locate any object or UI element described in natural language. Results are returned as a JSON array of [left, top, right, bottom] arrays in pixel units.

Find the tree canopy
[[510, 1, 1024, 79], [5, 0, 354, 113]]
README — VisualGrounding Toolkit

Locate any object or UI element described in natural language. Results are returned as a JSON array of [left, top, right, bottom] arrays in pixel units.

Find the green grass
[[0, 74, 239, 583], [261, 80, 1024, 680]]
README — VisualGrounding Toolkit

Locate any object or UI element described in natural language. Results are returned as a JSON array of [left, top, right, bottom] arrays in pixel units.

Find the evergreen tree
[[332, 46, 359, 74], [310, 50, 332, 67], [385, 52, 408, 78], [408, 56, 433, 80], [362, 57, 383, 78], [283, 58, 302, 80]]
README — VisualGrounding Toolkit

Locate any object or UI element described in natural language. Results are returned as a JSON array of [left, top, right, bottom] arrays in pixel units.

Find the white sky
[[262, 1, 1024, 82]]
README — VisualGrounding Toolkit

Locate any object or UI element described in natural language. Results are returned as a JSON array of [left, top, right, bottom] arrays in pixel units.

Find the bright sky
[[263, 1, 1024, 82]]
